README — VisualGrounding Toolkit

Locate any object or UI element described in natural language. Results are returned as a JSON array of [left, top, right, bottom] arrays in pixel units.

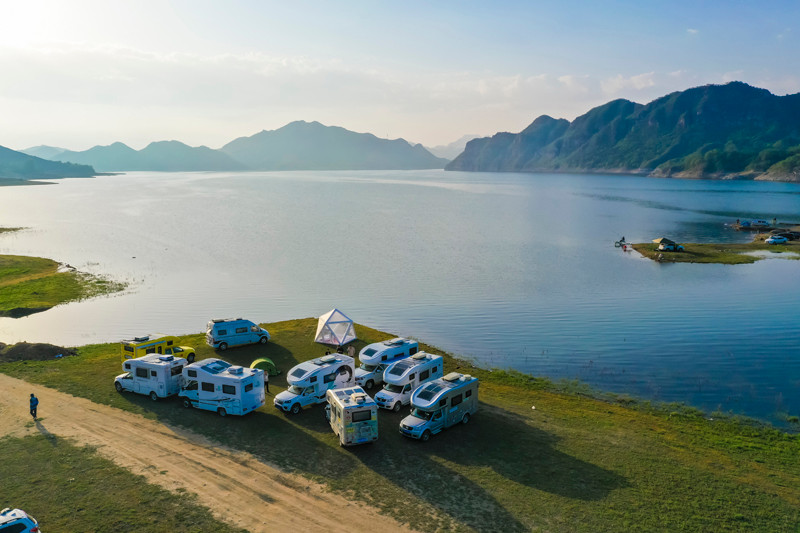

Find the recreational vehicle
[[374, 352, 443, 411], [206, 318, 270, 350], [114, 354, 187, 401], [326, 386, 378, 446], [178, 358, 265, 417], [354, 337, 419, 390], [400, 372, 478, 441], [274, 353, 355, 415], [120, 334, 196, 363]]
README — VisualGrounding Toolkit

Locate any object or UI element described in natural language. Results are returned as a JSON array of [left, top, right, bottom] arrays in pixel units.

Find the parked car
[[765, 235, 788, 245], [657, 243, 684, 252], [0, 508, 40, 532]]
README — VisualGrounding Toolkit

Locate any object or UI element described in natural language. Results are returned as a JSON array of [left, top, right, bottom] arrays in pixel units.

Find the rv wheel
[[462, 413, 470, 425], [421, 430, 431, 442], [219, 342, 228, 351], [259, 336, 268, 344], [217, 408, 227, 417], [365, 379, 374, 390], [290, 403, 301, 415], [114, 382, 123, 393], [393, 402, 401, 412], [182, 399, 193, 409], [187, 353, 195, 363], [149, 391, 158, 401]]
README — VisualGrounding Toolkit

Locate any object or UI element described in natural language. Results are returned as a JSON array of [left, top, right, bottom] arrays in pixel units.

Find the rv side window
[[465, 389, 472, 398], [124, 363, 131, 370], [451, 394, 463, 406], [171, 366, 183, 377], [352, 410, 371, 422], [136, 368, 148, 378], [235, 327, 247, 334], [145, 347, 155, 354], [167, 340, 173, 346], [439, 399, 447, 407], [323, 373, 335, 384], [310, 376, 318, 383], [124, 346, 134, 352], [150, 370, 157, 377], [382, 355, 388, 361], [410, 346, 418, 355], [409, 373, 416, 381], [187, 369, 197, 378], [244, 383, 253, 392], [157, 347, 163, 354], [403, 384, 411, 393], [432, 366, 438, 374], [419, 370, 429, 381], [201, 382, 214, 392], [218, 329, 227, 336], [222, 384, 236, 395]]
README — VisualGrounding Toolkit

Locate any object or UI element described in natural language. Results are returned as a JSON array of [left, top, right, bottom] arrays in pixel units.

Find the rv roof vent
[[236, 317, 243, 320], [443, 372, 461, 382], [384, 338, 405, 346], [228, 366, 244, 375], [320, 355, 336, 364], [212, 318, 227, 323], [411, 353, 427, 360], [158, 355, 174, 362], [462, 374, 472, 381], [351, 393, 367, 404], [134, 336, 149, 342]]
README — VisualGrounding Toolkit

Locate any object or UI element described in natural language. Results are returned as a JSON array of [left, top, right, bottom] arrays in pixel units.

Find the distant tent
[[651, 237, 676, 245], [314, 308, 357, 346], [250, 357, 280, 376]]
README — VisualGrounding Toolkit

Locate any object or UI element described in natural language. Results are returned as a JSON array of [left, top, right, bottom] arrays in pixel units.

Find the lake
[[1, 170, 799, 426]]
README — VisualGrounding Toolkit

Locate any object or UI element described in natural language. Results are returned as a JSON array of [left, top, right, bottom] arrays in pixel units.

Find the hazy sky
[[1, 0, 798, 151]]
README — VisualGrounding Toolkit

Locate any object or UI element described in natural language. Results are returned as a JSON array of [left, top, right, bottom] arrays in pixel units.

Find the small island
[[631, 227, 800, 264]]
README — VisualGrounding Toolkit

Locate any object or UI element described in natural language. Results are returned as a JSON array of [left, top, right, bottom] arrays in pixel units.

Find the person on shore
[[347, 345, 355, 358], [29, 393, 39, 420], [264, 371, 270, 394]]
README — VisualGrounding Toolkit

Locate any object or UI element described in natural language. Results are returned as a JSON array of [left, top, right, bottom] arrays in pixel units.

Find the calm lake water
[[1, 170, 799, 426]]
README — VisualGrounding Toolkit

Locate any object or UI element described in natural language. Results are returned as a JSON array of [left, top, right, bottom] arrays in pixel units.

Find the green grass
[[2, 318, 799, 532], [0, 433, 245, 532], [0, 254, 125, 317], [632, 242, 800, 264]]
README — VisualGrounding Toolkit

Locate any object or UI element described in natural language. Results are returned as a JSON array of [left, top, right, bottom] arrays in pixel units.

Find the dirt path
[[0, 374, 410, 533]]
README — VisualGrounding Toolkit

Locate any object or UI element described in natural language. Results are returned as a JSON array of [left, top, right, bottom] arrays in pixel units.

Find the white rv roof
[[412, 373, 477, 408], [384, 352, 439, 380], [288, 354, 353, 380]]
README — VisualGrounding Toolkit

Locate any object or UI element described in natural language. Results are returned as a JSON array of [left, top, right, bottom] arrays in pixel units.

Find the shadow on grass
[[36, 419, 59, 446]]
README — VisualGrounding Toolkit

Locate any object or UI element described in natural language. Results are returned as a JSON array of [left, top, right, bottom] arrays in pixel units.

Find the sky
[[1, 0, 798, 151]]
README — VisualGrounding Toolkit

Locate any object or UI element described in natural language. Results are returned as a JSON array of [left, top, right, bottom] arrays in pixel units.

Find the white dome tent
[[314, 308, 357, 346]]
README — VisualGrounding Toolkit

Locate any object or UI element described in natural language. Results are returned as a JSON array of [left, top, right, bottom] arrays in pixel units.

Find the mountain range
[[18, 121, 448, 174], [0, 145, 95, 181], [447, 82, 800, 182]]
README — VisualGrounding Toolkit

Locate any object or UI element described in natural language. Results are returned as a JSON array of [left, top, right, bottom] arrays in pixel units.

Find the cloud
[[721, 70, 745, 83], [600, 72, 656, 94], [687, 28, 699, 35]]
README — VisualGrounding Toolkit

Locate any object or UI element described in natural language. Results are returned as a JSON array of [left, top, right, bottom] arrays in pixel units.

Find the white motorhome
[[114, 354, 187, 401], [178, 358, 265, 417], [274, 353, 355, 415], [326, 386, 378, 446], [206, 318, 270, 350], [400, 372, 478, 441], [355, 337, 419, 390], [374, 352, 443, 412]]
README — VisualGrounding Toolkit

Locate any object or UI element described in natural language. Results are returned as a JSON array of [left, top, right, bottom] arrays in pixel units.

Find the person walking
[[347, 345, 355, 358], [29, 393, 39, 420], [265, 371, 270, 394]]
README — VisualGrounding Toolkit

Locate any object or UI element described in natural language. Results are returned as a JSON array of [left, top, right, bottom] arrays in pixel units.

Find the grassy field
[[0, 254, 125, 317], [632, 241, 800, 264], [1, 318, 799, 531], [0, 433, 245, 532]]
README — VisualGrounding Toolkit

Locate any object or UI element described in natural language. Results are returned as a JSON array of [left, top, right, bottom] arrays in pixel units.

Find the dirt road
[[0, 373, 410, 532]]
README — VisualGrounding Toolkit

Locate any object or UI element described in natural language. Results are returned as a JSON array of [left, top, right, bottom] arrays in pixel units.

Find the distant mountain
[[50, 141, 246, 172], [220, 120, 449, 170], [0, 145, 95, 180], [21, 145, 67, 160], [426, 134, 481, 160], [447, 82, 800, 182]]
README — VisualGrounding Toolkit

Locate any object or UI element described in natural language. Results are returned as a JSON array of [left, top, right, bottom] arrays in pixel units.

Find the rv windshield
[[384, 383, 403, 394], [410, 408, 433, 420], [287, 385, 305, 395], [360, 363, 377, 372]]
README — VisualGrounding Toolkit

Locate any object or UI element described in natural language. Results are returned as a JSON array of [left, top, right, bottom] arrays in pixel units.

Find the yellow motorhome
[[120, 334, 196, 363]]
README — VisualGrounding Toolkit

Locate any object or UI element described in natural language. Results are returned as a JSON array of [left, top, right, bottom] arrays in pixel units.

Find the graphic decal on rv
[[336, 365, 353, 386]]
